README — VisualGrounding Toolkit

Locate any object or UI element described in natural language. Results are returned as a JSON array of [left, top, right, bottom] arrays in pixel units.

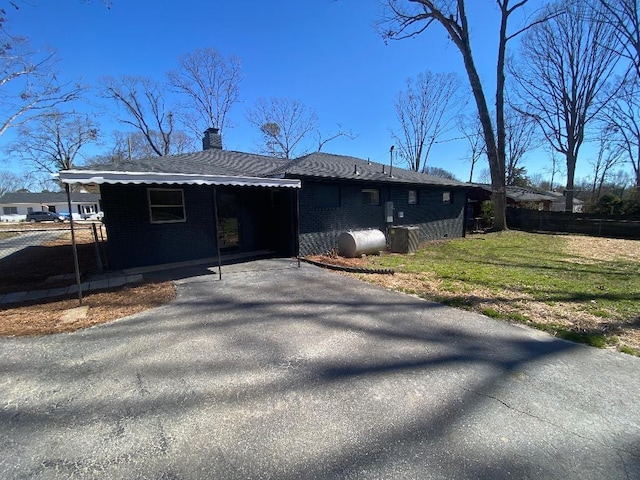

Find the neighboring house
[[468, 184, 584, 213], [0, 192, 102, 222], [546, 190, 584, 213], [57, 128, 471, 270]]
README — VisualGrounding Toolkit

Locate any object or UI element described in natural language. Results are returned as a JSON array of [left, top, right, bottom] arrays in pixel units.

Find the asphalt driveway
[[1, 258, 638, 479]]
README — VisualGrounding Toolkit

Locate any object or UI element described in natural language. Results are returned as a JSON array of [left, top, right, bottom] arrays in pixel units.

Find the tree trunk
[[565, 152, 576, 212], [455, 26, 507, 230], [495, 1, 509, 230]]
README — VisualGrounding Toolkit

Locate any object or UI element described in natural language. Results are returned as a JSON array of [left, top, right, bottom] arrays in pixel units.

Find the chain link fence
[[0, 223, 107, 295]]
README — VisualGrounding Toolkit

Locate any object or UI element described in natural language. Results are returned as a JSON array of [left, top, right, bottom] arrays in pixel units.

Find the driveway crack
[[461, 386, 639, 460]]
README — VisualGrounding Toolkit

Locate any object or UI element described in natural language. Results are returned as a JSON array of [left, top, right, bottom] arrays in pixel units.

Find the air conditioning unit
[[389, 226, 419, 254]]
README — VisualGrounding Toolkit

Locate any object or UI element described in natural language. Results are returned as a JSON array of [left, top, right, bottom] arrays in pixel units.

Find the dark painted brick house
[[275, 153, 468, 255], [58, 129, 471, 270]]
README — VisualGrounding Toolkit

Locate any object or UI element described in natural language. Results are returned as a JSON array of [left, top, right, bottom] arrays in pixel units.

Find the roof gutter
[[56, 170, 301, 189]]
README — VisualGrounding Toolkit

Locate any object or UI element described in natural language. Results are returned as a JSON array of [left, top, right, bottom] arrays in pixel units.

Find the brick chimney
[[202, 127, 223, 150]]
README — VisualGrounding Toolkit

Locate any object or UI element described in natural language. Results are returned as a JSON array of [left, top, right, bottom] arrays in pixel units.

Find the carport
[[57, 169, 301, 284]]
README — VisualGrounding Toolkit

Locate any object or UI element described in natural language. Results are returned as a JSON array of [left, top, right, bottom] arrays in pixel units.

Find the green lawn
[[360, 231, 640, 354]]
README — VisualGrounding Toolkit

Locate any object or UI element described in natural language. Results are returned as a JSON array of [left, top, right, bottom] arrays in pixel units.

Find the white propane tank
[[337, 229, 386, 258]]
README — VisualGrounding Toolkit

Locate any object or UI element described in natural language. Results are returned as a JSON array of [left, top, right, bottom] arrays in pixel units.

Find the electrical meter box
[[385, 201, 394, 223]]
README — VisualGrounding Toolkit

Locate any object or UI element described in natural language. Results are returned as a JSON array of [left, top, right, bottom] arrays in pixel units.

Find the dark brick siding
[[298, 180, 467, 255], [101, 184, 296, 270], [101, 180, 466, 269], [101, 184, 218, 270]]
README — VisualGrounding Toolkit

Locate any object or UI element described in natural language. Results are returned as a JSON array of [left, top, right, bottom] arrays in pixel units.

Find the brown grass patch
[[565, 235, 640, 263], [306, 254, 370, 268], [0, 224, 106, 294], [313, 235, 640, 353], [347, 269, 640, 351], [0, 281, 175, 337]]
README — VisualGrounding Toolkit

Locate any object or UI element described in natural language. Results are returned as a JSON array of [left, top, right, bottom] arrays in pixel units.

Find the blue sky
[[2, 0, 606, 186]]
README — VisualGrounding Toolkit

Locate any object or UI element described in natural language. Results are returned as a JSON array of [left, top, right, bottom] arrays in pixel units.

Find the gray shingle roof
[[506, 186, 557, 203], [472, 184, 582, 204], [87, 149, 289, 178], [276, 152, 467, 187], [0, 192, 101, 204], [76, 149, 468, 188]]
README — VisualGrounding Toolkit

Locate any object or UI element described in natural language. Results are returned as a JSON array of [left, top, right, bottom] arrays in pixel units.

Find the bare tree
[[391, 71, 463, 172], [167, 47, 243, 137], [380, 0, 556, 230], [543, 146, 564, 190], [505, 107, 538, 185], [423, 165, 459, 180], [88, 129, 192, 167], [101, 76, 190, 157], [601, 78, 640, 187], [9, 111, 98, 188], [0, 170, 24, 196], [511, 0, 620, 211], [0, 31, 82, 137], [247, 97, 318, 159], [596, 0, 640, 78], [458, 113, 486, 183], [316, 125, 356, 152], [588, 127, 624, 202]]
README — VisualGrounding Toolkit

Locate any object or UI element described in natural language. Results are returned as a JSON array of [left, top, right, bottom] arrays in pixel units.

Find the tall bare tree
[[0, 18, 82, 137], [596, 0, 640, 78], [602, 78, 640, 187], [391, 71, 463, 172], [505, 107, 538, 185], [589, 127, 624, 203], [247, 97, 318, 159], [381, 0, 556, 230], [9, 111, 98, 188], [167, 47, 243, 137], [458, 113, 486, 183], [511, 0, 620, 211], [101, 75, 190, 157]]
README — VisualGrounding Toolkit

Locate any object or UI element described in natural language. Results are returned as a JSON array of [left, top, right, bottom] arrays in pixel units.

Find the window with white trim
[[443, 191, 453, 204], [408, 190, 418, 205], [148, 188, 186, 223], [2, 207, 17, 215]]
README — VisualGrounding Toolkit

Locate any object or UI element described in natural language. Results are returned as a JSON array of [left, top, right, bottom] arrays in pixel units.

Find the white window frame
[[148, 188, 186, 224], [443, 191, 453, 204]]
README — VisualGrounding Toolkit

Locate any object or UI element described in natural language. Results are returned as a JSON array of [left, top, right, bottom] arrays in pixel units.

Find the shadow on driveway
[[1, 259, 638, 479]]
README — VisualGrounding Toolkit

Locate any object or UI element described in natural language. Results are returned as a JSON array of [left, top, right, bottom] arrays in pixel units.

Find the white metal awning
[[57, 170, 301, 189]]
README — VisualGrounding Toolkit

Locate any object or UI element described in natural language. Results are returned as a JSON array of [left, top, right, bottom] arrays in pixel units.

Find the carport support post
[[213, 186, 222, 280], [65, 183, 83, 305], [295, 188, 300, 268]]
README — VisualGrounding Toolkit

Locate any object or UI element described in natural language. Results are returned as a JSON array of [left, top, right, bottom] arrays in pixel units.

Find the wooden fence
[[506, 208, 640, 239]]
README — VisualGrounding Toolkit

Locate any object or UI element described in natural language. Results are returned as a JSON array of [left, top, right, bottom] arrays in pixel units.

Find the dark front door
[[217, 191, 240, 252]]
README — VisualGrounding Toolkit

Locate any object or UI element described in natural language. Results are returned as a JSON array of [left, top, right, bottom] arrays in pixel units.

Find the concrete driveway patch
[[0, 259, 638, 479]]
